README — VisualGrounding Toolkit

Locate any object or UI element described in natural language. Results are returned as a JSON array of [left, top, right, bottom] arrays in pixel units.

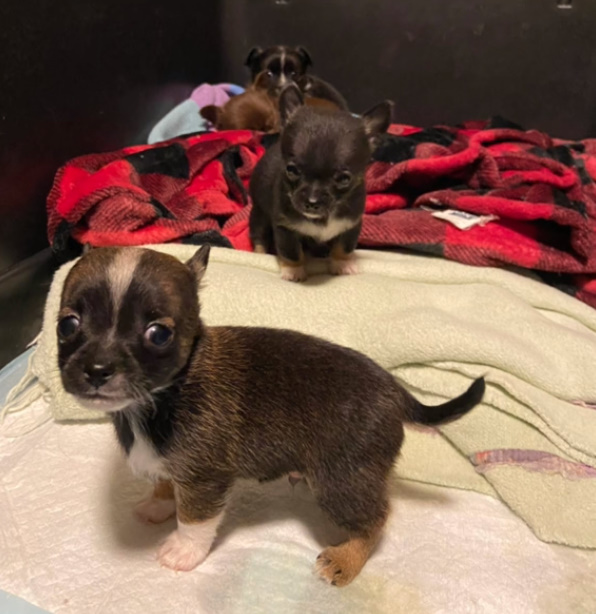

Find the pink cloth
[[189, 83, 241, 109]]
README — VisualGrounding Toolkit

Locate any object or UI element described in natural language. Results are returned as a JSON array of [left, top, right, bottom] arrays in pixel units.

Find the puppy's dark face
[[278, 86, 393, 221], [245, 46, 312, 95], [57, 246, 209, 413]]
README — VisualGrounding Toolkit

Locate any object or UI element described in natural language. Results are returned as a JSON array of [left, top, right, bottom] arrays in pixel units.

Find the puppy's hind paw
[[329, 257, 358, 276], [280, 264, 307, 282], [134, 497, 176, 524]]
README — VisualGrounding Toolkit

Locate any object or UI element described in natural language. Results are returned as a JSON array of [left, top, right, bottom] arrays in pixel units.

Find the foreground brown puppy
[[57, 245, 485, 586]]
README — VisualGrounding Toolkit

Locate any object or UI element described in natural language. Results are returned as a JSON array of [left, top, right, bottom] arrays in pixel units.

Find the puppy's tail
[[407, 378, 485, 426]]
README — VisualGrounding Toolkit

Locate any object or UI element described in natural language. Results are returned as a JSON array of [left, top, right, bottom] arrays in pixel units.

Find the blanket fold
[[47, 118, 596, 307], [12, 246, 596, 548]]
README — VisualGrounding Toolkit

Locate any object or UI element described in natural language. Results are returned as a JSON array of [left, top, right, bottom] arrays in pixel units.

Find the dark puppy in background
[[57, 245, 485, 587], [245, 45, 349, 111], [249, 84, 392, 281]]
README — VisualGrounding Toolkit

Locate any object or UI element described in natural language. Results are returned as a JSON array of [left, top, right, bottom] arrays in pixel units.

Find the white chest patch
[[287, 217, 357, 243], [127, 422, 169, 481]]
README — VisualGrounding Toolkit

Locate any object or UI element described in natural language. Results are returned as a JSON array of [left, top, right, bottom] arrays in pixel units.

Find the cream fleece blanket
[[8, 246, 596, 548]]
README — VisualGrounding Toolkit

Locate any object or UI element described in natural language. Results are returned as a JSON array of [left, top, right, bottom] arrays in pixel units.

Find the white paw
[[158, 530, 210, 572], [280, 264, 307, 282], [329, 258, 358, 276], [134, 497, 176, 524]]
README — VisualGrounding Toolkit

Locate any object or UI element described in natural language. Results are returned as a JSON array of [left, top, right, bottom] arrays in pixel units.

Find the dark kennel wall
[[221, 0, 596, 139], [1, 0, 595, 368], [0, 0, 221, 366]]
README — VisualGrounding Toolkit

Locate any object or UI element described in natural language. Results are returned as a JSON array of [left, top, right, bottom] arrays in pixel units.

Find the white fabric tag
[[427, 208, 498, 230]]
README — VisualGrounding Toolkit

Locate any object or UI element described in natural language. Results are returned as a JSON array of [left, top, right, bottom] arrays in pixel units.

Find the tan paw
[[158, 530, 209, 572], [315, 546, 363, 587], [134, 497, 176, 524], [280, 264, 307, 282], [329, 257, 358, 276]]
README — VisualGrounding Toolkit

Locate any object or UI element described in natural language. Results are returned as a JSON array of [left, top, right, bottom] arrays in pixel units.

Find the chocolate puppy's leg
[[274, 225, 307, 282], [158, 480, 230, 572], [134, 479, 176, 524], [329, 222, 361, 276], [313, 464, 390, 586], [249, 204, 273, 253]]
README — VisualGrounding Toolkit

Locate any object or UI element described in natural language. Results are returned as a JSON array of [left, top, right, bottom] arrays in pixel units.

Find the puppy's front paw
[[329, 257, 358, 276], [134, 497, 176, 524], [280, 264, 307, 282], [158, 530, 209, 572]]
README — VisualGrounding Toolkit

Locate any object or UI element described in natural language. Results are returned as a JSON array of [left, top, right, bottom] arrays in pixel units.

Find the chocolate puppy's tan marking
[[57, 245, 485, 586]]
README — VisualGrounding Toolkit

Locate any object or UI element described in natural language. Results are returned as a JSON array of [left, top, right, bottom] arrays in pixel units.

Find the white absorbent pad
[[1, 400, 595, 614]]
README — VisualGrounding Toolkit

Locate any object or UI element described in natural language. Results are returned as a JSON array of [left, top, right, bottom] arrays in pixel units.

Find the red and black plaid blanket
[[47, 117, 596, 307]]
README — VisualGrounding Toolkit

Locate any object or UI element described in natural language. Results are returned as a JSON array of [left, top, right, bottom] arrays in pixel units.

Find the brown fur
[[200, 91, 280, 133], [153, 480, 174, 500], [57, 245, 485, 586], [200, 70, 341, 133]]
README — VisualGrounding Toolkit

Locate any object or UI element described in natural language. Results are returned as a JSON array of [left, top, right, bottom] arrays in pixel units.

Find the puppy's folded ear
[[245, 46, 264, 70], [279, 83, 304, 126], [362, 100, 394, 146], [295, 46, 313, 69], [200, 105, 220, 126], [186, 244, 210, 283]]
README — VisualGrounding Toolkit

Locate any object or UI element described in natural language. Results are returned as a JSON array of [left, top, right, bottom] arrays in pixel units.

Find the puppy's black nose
[[306, 196, 322, 211], [84, 363, 115, 388]]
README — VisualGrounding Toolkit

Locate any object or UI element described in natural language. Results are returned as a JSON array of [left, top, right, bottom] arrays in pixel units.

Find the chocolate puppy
[[245, 45, 349, 110], [249, 84, 392, 281], [200, 71, 341, 133], [57, 245, 485, 587], [200, 72, 281, 133]]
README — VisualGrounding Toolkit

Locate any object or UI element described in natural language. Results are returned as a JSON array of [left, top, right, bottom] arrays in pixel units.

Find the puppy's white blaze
[[158, 512, 224, 572], [279, 49, 286, 84], [288, 217, 357, 243], [108, 249, 143, 315], [128, 423, 169, 481]]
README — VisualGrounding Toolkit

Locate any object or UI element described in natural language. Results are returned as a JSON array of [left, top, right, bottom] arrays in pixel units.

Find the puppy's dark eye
[[144, 324, 174, 348], [334, 171, 352, 188], [290, 71, 297, 77], [286, 163, 301, 180], [58, 315, 80, 340], [266, 70, 273, 77]]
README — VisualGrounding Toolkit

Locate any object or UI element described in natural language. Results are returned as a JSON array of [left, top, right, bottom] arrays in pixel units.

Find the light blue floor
[[0, 348, 33, 406], [0, 592, 50, 614], [0, 349, 52, 614]]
